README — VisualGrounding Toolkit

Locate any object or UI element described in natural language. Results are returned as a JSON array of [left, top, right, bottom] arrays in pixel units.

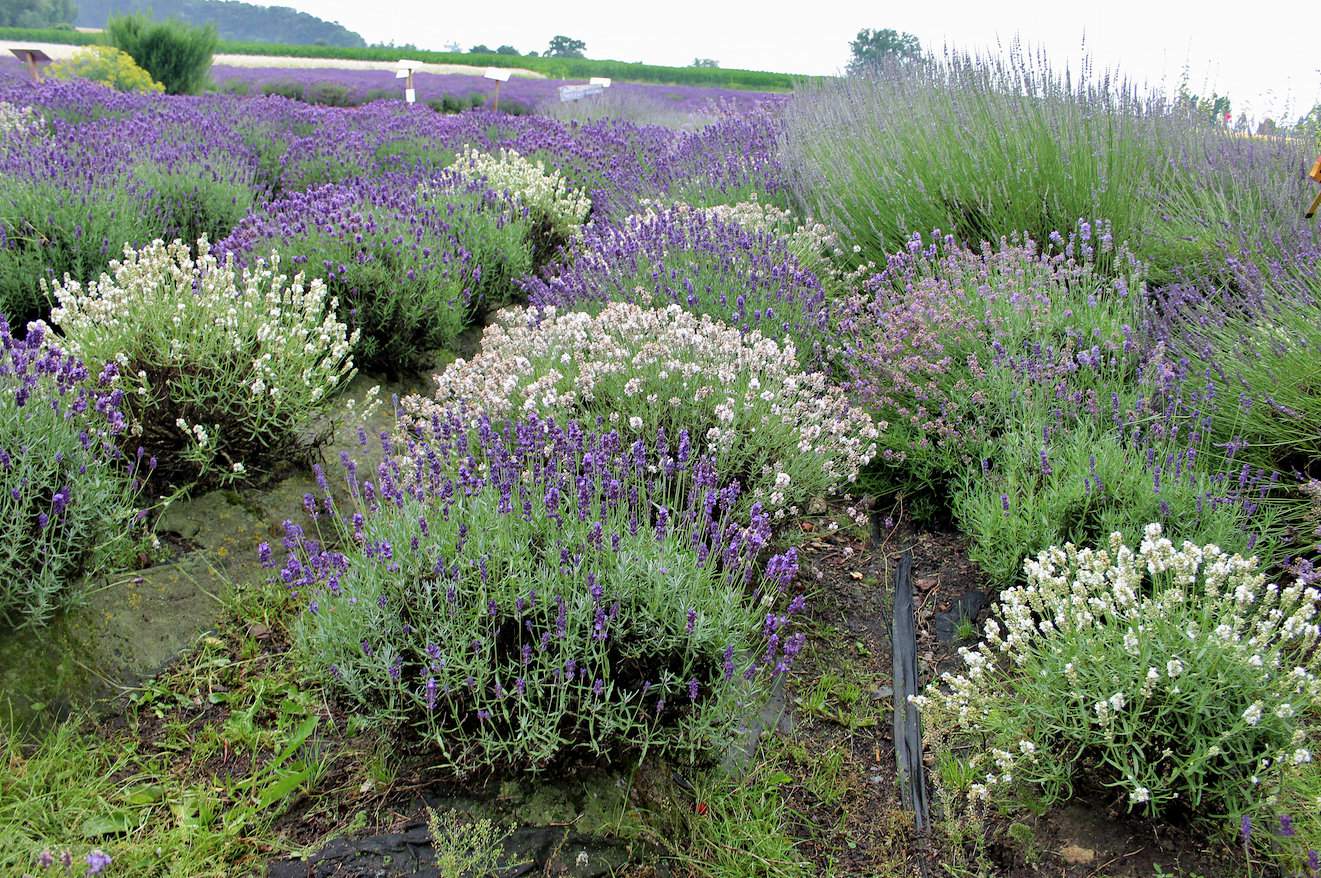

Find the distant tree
[[495, 44, 518, 55], [469, 43, 492, 54], [690, 57, 719, 68], [1257, 117, 1277, 136], [847, 27, 921, 74], [444, 40, 462, 53], [0, 0, 76, 27], [525, 50, 538, 57], [545, 35, 586, 58]]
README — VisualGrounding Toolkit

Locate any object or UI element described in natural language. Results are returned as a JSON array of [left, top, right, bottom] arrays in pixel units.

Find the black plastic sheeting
[[890, 548, 931, 832]]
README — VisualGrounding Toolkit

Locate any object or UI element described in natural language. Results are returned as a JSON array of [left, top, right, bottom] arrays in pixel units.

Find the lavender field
[[0, 39, 1319, 878]]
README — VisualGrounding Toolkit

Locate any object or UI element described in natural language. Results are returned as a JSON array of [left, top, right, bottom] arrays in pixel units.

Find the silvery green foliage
[[276, 412, 805, 772], [47, 238, 356, 486], [917, 524, 1320, 835], [0, 320, 144, 628]]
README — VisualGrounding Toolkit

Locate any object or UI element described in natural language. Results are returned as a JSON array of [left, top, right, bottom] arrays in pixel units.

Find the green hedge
[[0, 26, 806, 91]]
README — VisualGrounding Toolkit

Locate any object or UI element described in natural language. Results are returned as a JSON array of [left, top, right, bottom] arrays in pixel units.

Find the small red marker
[[695, 802, 709, 816]]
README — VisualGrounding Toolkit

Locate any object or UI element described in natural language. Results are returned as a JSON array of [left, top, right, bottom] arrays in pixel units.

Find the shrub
[[107, 13, 218, 96], [277, 413, 805, 772], [260, 81, 306, 101], [401, 302, 879, 518], [955, 421, 1284, 586], [638, 195, 845, 292], [47, 238, 355, 487], [449, 146, 591, 262], [305, 82, 355, 107], [131, 159, 258, 249], [916, 525, 1320, 849], [0, 319, 144, 628], [47, 45, 164, 94], [0, 181, 149, 325], [835, 223, 1139, 499], [219, 176, 529, 373], [782, 48, 1197, 268], [522, 206, 832, 363]]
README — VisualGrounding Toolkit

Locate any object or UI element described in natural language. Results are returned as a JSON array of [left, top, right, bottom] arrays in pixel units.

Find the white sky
[[288, 0, 1316, 120]]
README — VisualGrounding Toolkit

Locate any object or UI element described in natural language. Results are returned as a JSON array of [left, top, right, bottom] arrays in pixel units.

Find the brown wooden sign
[[9, 48, 51, 83]]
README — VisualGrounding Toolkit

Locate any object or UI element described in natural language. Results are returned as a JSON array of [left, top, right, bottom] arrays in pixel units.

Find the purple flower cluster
[[268, 409, 805, 770], [0, 317, 147, 628], [522, 205, 830, 362]]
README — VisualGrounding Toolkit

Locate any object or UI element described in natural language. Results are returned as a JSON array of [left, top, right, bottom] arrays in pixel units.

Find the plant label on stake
[[396, 59, 420, 103], [484, 67, 511, 111]]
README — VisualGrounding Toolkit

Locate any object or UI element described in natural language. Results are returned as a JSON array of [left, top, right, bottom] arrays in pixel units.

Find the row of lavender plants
[[778, 52, 1320, 863], [0, 78, 822, 782], [0, 56, 1317, 864]]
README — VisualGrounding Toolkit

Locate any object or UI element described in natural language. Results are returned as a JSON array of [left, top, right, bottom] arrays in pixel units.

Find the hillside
[[74, 0, 364, 46]]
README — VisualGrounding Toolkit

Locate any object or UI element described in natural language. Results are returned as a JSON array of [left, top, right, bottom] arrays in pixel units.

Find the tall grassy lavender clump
[[782, 48, 1195, 268], [0, 319, 147, 628], [522, 206, 832, 363], [273, 412, 805, 772], [1154, 252, 1321, 476], [402, 302, 879, 520]]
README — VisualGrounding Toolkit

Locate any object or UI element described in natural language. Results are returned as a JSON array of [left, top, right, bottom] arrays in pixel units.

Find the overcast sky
[[288, 0, 1315, 120]]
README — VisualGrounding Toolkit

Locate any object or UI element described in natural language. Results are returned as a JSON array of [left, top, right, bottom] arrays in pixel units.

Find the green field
[[0, 25, 807, 90]]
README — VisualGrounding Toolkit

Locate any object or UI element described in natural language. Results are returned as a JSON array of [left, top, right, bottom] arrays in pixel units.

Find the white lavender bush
[[916, 523, 1320, 838], [402, 301, 879, 518], [449, 146, 591, 259], [46, 238, 356, 487]]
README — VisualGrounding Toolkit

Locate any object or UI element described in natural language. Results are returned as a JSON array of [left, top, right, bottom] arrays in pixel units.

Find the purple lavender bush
[[0, 85, 261, 322], [0, 318, 146, 628], [837, 223, 1284, 582], [219, 173, 532, 373], [272, 411, 805, 771], [522, 205, 831, 363]]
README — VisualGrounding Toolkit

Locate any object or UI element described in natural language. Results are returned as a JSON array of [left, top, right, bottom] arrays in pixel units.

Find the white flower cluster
[[916, 524, 1321, 815], [47, 238, 356, 479], [0, 101, 42, 142], [401, 301, 880, 516], [449, 146, 591, 245]]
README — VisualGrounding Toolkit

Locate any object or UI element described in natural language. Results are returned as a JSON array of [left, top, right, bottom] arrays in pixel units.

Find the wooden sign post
[[395, 59, 419, 104], [484, 67, 511, 111], [1307, 156, 1321, 219], [9, 48, 51, 83]]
